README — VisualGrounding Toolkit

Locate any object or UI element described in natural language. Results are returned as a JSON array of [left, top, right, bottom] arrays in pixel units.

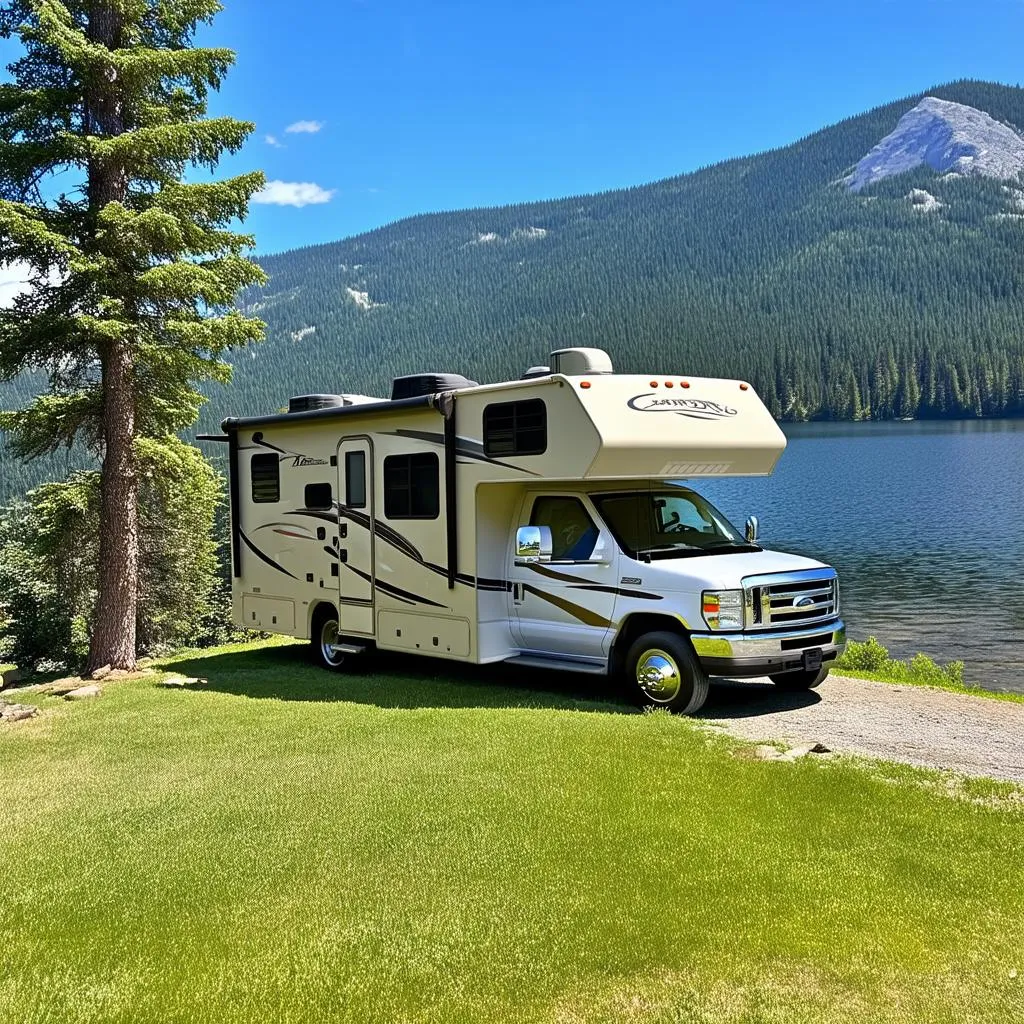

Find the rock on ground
[[64, 684, 102, 700], [1, 667, 24, 689], [700, 675, 1024, 784], [0, 701, 38, 723]]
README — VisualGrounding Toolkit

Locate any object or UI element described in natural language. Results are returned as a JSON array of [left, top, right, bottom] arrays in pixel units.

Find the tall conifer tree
[[0, 1, 265, 670]]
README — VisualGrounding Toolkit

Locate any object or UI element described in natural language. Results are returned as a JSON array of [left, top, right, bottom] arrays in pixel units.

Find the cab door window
[[530, 497, 598, 561]]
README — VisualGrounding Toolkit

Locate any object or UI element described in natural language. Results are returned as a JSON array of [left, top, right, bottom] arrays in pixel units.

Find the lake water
[[699, 419, 1024, 694]]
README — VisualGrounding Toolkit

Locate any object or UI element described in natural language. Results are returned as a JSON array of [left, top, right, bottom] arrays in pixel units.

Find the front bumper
[[690, 620, 846, 678]]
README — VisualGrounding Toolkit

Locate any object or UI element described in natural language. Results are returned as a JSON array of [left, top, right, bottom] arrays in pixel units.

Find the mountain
[[846, 96, 1024, 191], [2, 79, 1024, 500]]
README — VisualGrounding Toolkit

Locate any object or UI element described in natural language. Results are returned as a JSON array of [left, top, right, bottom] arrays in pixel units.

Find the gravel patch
[[699, 674, 1024, 784]]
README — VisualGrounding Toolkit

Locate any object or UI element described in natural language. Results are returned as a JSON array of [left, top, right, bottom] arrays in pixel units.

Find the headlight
[[702, 589, 743, 631]]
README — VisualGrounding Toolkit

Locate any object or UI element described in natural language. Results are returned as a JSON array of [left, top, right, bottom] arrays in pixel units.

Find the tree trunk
[[85, 2, 136, 672], [88, 339, 138, 671]]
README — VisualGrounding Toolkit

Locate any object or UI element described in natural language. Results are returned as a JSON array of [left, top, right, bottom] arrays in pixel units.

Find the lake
[[699, 419, 1024, 694]]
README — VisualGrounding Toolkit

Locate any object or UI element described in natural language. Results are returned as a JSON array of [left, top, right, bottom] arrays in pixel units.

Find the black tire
[[769, 666, 829, 691], [310, 606, 346, 671], [624, 631, 709, 715]]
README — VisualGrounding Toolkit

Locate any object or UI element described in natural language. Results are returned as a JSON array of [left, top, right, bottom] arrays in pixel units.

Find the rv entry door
[[336, 437, 375, 635]]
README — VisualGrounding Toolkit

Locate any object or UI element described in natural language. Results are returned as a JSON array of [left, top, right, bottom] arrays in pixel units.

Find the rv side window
[[383, 453, 439, 519], [483, 399, 547, 456], [304, 482, 332, 511], [345, 451, 367, 508], [530, 496, 598, 560], [251, 453, 280, 503]]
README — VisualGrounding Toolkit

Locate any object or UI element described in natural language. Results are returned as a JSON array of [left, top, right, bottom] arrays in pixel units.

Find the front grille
[[743, 570, 839, 630]]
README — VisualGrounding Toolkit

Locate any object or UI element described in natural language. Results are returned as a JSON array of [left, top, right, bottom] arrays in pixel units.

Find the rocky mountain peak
[[846, 96, 1024, 192]]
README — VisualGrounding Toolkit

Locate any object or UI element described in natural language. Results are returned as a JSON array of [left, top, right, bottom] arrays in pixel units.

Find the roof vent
[[288, 394, 347, 414], [521, 365, 551, 380], [391, 373, 478, 401], [549, 347, 614, 375]]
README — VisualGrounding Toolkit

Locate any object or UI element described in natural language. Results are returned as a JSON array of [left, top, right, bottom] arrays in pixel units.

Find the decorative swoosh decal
[[254, 522, 318, 539], [343, 563, 445, 608], [524, 562, 661, 600], [522, 585, 614, 628], [240, 531, 300, 580]]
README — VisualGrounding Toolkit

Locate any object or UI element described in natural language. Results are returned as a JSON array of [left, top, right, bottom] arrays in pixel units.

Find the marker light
[[580, 381, 591, 389], [740, 383, 749, 391], [664, 381, 674, 388]]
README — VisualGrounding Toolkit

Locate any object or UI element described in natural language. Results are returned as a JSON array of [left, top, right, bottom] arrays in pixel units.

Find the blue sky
[[12, 1, 1024, 255]]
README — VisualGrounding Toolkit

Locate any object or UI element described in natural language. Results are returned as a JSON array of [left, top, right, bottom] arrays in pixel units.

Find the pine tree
[[0, 1, 265, 670]]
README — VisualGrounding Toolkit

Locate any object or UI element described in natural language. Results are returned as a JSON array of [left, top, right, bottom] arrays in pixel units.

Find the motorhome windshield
[[593, 489, 758, 560]]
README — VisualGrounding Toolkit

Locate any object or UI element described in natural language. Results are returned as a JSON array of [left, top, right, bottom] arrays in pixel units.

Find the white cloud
[[0, 261, 61, 307], [285, 120, 324, 134], [264, 134, 283, 148], [0, 262, 32, 307], [252, 180, 335, 207]]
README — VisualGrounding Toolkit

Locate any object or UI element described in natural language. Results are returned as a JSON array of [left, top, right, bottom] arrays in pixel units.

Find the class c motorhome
[[213, 347, 846, 714]]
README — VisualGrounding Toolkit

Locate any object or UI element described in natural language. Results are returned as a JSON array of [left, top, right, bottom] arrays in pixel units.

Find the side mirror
[[745, 515, 759, 543], [515, 525, 552, 563]]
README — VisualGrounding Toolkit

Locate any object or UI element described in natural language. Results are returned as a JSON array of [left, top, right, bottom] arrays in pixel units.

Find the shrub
[[836, 636, 968, 690], [838, 635, 890, 671]]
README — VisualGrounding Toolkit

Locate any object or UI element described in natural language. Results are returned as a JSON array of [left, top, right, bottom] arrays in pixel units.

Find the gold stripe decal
[[526, 563, 581, 584], [522, 585, 614, 628]]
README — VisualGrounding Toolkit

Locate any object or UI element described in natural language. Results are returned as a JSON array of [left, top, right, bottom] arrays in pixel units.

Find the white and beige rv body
[[215, 348, 845, 713]]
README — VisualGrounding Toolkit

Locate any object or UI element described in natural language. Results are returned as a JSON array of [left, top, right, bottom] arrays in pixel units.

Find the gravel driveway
[[699, 674, 1024, 784]]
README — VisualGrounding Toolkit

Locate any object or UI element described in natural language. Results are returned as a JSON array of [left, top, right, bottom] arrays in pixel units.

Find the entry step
[[330, 643, 368, 655], [506, 654, 608, 675]]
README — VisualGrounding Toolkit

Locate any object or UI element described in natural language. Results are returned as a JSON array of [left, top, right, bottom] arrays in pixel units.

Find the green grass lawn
[[2, 640, 1022, 1023]]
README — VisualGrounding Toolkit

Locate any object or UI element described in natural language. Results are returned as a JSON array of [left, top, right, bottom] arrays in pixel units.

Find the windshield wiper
[[635, 543, 699, 555], [702, 541, 762, 553]]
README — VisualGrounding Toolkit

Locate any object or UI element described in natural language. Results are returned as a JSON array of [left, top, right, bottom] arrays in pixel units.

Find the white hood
[[632, 548, 830, 595]]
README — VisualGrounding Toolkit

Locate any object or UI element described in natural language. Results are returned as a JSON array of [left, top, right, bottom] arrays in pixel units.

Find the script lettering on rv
[[626, 395, 739, 420], [291, 455, 328, 467]]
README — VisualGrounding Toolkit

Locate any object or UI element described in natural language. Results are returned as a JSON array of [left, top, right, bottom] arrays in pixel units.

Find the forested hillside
[[3, 79, 1024, 500]]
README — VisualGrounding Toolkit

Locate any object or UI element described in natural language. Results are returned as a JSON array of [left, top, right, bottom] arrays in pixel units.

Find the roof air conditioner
[[391, 373, 478, 401], [288, 394, 346, 413], [549, 348, 614, 375]]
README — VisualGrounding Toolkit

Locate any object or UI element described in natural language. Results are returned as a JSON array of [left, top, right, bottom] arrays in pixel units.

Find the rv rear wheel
[[769, 666, 829, 690], [625, 631, 709, 715], [312, 609, 346, 671]]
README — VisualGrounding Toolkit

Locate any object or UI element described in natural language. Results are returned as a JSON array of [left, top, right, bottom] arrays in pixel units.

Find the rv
[[212, 348, 845, 714]]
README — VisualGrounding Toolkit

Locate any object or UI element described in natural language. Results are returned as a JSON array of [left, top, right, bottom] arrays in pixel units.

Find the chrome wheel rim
[[320, 619, 344, 667], [636, 648, 683, 703]]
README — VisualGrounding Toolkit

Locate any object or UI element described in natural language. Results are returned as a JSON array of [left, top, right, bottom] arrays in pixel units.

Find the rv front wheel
[[313, 610, 346, 671], [625, 631, 709, 715]]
